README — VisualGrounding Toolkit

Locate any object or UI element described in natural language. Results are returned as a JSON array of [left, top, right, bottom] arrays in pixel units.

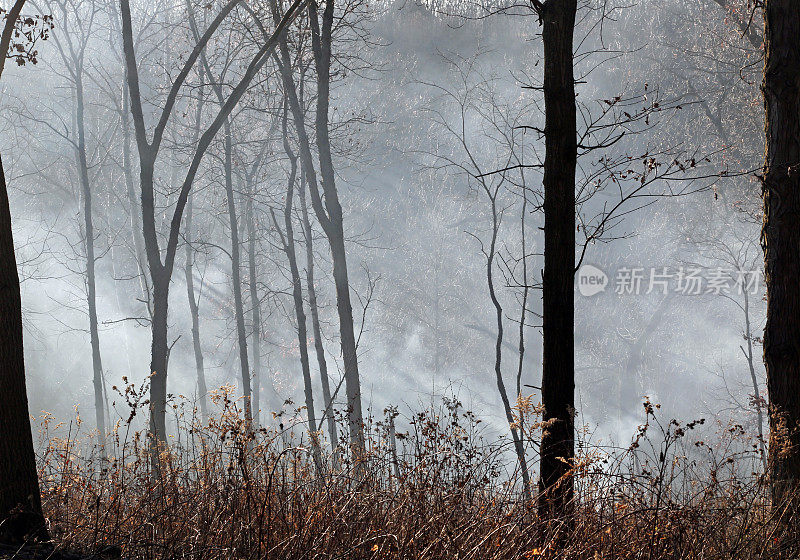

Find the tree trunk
[[387, 409, 400, 482], [0, 154, 47, 544], [272, 143, 323, 473], [300, 173, 339, 457], [308, 0, 365, 458], [121, 77, 151, 317], [538, 0, 577, 525], [245, 175, 262, 426], [221, 121, 253, 430], [486, 196, 532, 502], [75, 72, 106, 453], [185, 197, 209, 422], [327, 225, 365, 457], [516, 167, 530, 465], [761, 0, 800, 514], [272, 1, 365, 457], [149, 270, 169, 459], [134, 145, 170, 454]]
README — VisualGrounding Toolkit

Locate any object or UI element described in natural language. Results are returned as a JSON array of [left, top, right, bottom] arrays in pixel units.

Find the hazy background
[[0, 0, 765, 454]]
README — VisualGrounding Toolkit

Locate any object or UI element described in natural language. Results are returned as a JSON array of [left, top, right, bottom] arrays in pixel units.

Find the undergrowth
[[30, 384, 795, 559]]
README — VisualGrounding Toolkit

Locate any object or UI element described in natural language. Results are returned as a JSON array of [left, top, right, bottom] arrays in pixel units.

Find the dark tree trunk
[[135, 148, 170, 452], [516, 168, 530, 474], [538, 0, 577, 524], [326, 221, 364, 456], [761, 0, 800, 513], [0, 154, 47, 544]]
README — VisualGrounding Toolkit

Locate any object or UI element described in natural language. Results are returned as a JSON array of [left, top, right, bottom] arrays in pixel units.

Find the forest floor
[[16, 396, 796, 559]]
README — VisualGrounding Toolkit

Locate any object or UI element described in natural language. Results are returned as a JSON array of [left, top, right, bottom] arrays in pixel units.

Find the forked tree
[[118, 0, 308, 456], [420, 61, 535, 502], [254, 0, 366, 456]]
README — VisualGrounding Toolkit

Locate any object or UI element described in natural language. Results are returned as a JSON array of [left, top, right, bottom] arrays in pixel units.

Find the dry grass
[[30, 387, 798, 559]]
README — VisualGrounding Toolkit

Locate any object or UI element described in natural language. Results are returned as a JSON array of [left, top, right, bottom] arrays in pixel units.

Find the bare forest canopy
[[2, 0, 763, 443]]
